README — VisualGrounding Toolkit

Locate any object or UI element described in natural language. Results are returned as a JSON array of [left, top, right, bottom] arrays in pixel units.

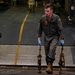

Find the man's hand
[[60, 39, 64, 45], [60, 36, 64, 45], [38, 39, 42, 45]]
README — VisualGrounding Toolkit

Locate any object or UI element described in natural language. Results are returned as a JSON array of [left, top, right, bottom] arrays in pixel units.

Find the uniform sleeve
[[37, 19, 43, 37], [57, 16, 63, 37]]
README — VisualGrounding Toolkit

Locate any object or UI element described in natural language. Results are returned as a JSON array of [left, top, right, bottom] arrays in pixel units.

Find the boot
[[46, 63, 53, 74]]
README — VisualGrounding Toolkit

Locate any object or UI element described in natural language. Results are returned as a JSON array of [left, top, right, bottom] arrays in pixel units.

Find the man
[[37, 3, 64, 74], [13, 0, 17, 6], [28, 0, 35, 12], [54, 1, 61, 15]]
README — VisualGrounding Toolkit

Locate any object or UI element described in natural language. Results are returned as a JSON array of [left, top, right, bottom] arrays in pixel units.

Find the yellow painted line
[[14, 11, 29, 65]]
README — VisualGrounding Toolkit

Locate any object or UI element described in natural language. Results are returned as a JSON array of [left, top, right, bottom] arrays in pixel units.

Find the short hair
[[45, 3, 53, 10]]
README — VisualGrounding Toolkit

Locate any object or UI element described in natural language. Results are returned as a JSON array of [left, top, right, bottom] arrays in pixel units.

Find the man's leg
[[44, 37, 53, 74], [48, 36, 59, 63], [44, 36, 59, 74], [48, 36, 59, 73], [28, 5, 32, 13]]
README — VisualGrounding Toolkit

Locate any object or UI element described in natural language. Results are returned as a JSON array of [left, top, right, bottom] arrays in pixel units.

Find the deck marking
[[14, 11, 29, 65]]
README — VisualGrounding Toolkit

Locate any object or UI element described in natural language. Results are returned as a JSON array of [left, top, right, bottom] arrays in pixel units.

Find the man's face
[[45, 7, 53, 17]]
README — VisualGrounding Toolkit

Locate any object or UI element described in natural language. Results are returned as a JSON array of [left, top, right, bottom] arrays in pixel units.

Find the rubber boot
[[46, 63, 53, 74]]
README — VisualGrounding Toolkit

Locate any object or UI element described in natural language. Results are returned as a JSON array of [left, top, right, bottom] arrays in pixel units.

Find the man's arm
[[37, 20, 43, 45], [57, 16, 63, 37], [57, 16, 64, 45], [38, 37, 41, 41], [37, 19, 43, 37]]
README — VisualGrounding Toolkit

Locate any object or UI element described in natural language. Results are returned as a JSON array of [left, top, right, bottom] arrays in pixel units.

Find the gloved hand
[[60, 39, 64, 45], [38, 39, 42, 45]]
